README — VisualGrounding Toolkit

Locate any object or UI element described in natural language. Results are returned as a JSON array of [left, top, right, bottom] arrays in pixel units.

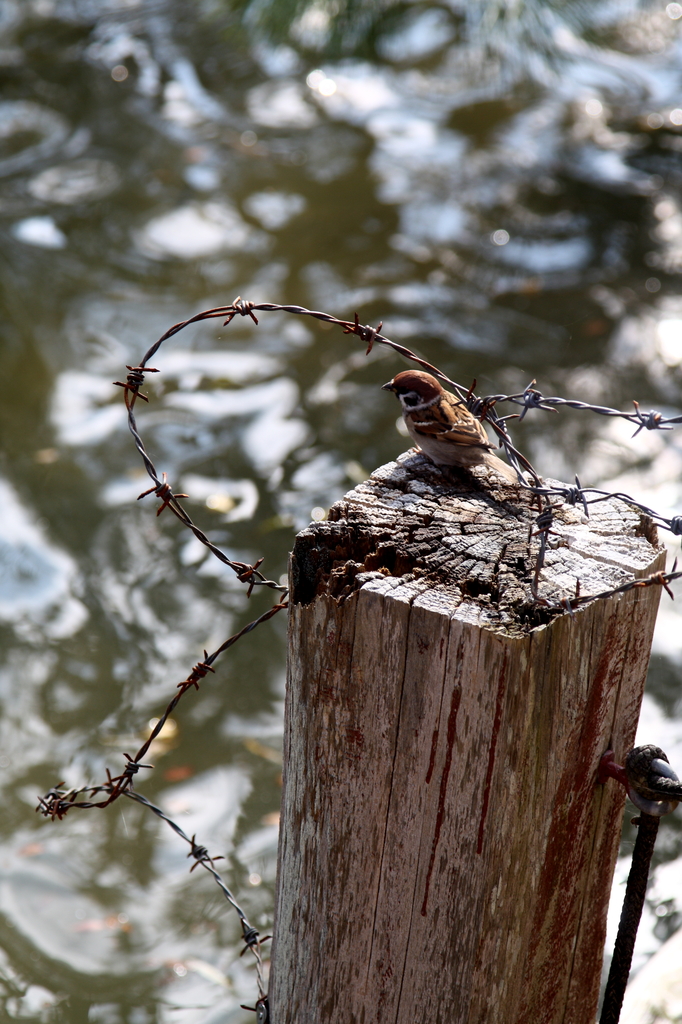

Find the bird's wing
[[409, 395, 492, 449]]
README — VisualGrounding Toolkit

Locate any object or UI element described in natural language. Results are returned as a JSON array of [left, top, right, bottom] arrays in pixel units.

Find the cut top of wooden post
[[291, 450, 660, 627]]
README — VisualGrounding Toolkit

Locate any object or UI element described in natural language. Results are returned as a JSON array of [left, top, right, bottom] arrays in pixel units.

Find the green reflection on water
[[0, 0, 682, 1019]]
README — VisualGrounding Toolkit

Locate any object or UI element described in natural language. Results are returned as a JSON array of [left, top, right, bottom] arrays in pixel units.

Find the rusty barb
[[113, 364, 159, 403]]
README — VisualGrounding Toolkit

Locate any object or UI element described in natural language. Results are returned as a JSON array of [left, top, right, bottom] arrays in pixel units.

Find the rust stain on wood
[[345, 727, 365, 760], [477, 651, 509, 855], [518, 610, 629, 1018], [425, 728, 439, 784], [421, 682, 462, 916]]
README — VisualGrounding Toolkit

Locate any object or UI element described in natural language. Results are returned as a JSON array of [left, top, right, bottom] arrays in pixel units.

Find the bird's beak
[[381, 380, 395, 392]]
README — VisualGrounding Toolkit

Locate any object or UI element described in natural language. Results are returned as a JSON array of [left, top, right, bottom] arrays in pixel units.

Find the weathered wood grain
[[270, 451, 665, 1024]]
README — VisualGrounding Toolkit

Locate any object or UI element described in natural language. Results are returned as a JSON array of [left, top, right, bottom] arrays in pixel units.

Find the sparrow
[[382, 369, 518, 484]]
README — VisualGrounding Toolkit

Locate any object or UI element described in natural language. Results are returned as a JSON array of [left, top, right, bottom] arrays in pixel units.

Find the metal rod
[[600, 812, 659, 1024]]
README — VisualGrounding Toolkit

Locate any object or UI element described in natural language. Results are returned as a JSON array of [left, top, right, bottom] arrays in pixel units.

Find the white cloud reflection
[[0, 478, 87, 638], [135, 202, 266, 260], [28, 159, 121, 204], [243, 190, 307, 230], [658, 317, 682, 365], [156, 767, 251, 875], [310, 63, 400, 123], [180, 474, 259, 523], [0, 862, 133, 976], [51, 371, 126, 446], [376, 8, 455, 63], [12, 216, 66, 249], [166, 378, 308, 474], [247, 80, 318, 128]]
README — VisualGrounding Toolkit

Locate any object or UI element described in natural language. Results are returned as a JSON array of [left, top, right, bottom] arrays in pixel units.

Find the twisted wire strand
[[36, 597, 287, 816], [124, 790, 268, 1001]]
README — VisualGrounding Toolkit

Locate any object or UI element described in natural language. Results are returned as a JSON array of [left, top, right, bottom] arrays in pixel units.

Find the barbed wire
[[115, 296, 682, 523], [38, 294, 682, 1021], [42, 779, 269, 1005], [114, 339, 283, 596], [36, 597, 286, 1016], [36, 596, 287, 818], [116, 294, 682, 580]]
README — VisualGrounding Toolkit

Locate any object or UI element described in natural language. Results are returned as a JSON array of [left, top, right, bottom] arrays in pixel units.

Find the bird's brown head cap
[[381, 369, 444, 402]]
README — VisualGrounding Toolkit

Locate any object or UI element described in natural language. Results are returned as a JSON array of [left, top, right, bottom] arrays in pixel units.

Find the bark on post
[[270, 451, 665, 1024]]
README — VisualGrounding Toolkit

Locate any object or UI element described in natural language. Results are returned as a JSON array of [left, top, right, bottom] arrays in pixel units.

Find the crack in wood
[[291, 451, 660, 636]]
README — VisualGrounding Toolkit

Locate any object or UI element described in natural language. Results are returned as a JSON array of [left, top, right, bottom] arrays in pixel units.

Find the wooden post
[[270, 451, 665, 1024]]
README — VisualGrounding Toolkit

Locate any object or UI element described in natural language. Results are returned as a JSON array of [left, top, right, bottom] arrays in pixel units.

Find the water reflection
[[28, 159, 121, 205], [2, 0, 682, 1019], [0, 102, 70, 178], [136, 202, 266, 259], [0, 478, 87, 638]]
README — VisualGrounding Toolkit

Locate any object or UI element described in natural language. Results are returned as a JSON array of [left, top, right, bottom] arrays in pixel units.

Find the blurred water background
[[3, 0, 682, 1020]]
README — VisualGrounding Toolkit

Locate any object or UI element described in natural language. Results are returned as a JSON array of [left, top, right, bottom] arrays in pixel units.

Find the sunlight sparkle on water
[[657, 319, 682, 365]]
